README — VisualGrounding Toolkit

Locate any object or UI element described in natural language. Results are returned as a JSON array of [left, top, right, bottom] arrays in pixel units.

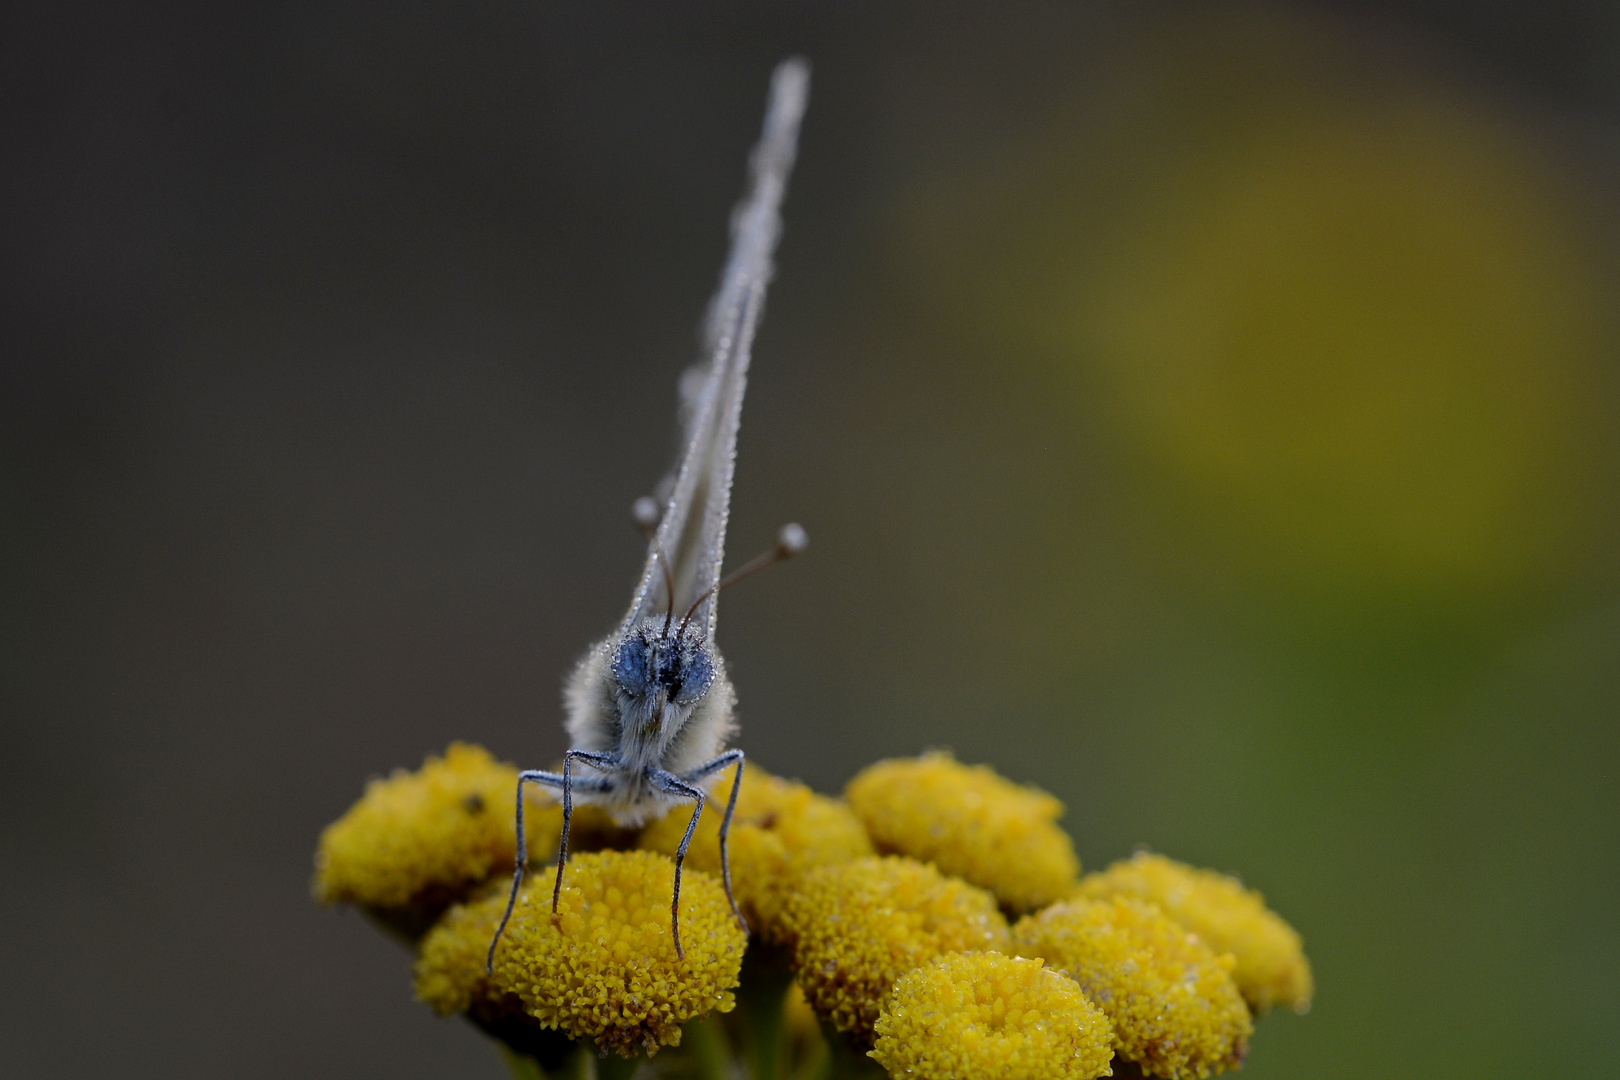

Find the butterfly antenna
[[657, 543, 678, 637], [679, 522, 807, 635], [635, 496, 679, 635], [631, 495, 661, 538]]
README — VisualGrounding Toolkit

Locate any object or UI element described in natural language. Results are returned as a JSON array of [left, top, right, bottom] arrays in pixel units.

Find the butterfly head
[[610, 619, 716, 737]]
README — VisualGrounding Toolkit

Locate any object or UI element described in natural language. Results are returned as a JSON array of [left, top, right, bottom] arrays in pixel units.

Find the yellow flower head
[[638, 764, 873, 940], [872, 952, 1115, 1080], [1014, 897, 1252, 1080], [1075, 852, 1313, 1014], [313, 743, 561, 929], [845, 751, 1080, 913], [415, 849, 745, 1058], [778, 855, 1012, 1043]]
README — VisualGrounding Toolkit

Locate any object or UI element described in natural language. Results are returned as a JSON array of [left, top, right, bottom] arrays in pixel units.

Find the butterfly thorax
[[561, 618, 737, 824]]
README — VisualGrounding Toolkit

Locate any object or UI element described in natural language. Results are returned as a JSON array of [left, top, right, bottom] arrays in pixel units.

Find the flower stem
[[497, 1044, 549, 1080], [816, 1021, 886, 1080], [594, 1054, 641, 1080], [737, 946, 795, 1080], [683, 1013, 733, 1080], [566, 1048, 596, 1080], [785, 1034, 829, 1080]]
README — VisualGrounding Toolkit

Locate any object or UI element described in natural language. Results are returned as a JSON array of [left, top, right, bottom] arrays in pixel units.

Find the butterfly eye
[[610, 635, 652, 696], [671, 642, 715, 705]]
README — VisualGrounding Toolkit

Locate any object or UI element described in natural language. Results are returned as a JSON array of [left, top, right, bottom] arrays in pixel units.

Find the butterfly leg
[[485, 755, 614, 974], [648, 767, 712, 960], [680, 750, 747, 932], [486, 768, 561, 973], [553, 750, 619, 915]]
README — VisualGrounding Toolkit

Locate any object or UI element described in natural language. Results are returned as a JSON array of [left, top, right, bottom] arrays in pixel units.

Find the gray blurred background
[[3, 3, 1618, 1077]]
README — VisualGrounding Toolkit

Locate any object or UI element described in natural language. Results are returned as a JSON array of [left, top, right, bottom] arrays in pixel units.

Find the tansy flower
[[1074, 851, 1312, 1014], [778, 855, 1011, 1043], [871, 952, 1115, 1080], [846, 751, 1080, 913], [415, 849, 745, 1058], [313, 743, 561, 934], [638, 764, 873, 940], [1014, 897, 1252, 1080], [405, 880, 574, 1068]]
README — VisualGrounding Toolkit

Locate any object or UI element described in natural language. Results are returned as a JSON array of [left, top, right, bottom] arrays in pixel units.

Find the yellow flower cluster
[[1075, 852, 1313, 1014], [846, 751, 1079, 912], [872, 952, 1115, 1080], [416, 850, 745, 1057], [312, 743, 560, 929], [1015, 897, 1253, 1080], [315, 746, 1312, 1077], [638, 764, 873, 940], [778, 855, 1012, 1042]]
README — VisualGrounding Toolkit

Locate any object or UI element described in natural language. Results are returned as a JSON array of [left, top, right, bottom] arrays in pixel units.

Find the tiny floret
[[1015, 897, 1252, 1080], [871, 952, 1115, 1080], [313, 743, 559, 927], [415, 850, 745, 1058], [846, 751, 1079, 913], [1075, 851, 1313, 1014], [638, 763, 873, 940], [411, 880, 506, 1017], [778, 855, 1012, 1043]]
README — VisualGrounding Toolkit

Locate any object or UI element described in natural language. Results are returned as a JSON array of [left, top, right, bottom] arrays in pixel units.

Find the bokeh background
[[4, 3, 1618, 1077]]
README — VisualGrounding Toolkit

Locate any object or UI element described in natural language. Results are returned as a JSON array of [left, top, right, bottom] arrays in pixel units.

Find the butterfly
[[488, 58, 811, 968]]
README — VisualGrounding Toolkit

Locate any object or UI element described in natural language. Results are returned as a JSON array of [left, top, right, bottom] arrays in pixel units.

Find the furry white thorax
[[562, 630, 737, 826]]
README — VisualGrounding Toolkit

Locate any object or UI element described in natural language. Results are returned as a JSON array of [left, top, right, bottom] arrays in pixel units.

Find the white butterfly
[[489, 59, 811, 966]]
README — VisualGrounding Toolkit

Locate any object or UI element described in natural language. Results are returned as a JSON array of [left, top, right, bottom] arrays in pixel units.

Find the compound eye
[[671, 643, 715, 705], [610, 634, 651, 696]]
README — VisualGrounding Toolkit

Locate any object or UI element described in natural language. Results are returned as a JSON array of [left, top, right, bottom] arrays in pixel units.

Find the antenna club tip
[[631, 496, 661, 529], [775, 56, 812, 85], [777, 522, 808, 556]]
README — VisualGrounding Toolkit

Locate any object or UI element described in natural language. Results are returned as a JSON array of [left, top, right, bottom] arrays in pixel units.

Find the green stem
[[737, 947, 795, 1080], [785, 1034, 829, 1080], [817, 1021, 887, 1080], [594, 1053, 641, 1080], [497, 1044, 549, 1080], [552, 1046, 594, 1080], [683, 1012, 733, 1080]]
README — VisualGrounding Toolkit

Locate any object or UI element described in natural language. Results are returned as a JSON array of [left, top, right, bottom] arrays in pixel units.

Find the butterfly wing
[[622, 59, 810, 641]]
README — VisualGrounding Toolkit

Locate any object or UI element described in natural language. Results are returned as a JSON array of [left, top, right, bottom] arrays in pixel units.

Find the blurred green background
[[3, 3, 1617, 1078]]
